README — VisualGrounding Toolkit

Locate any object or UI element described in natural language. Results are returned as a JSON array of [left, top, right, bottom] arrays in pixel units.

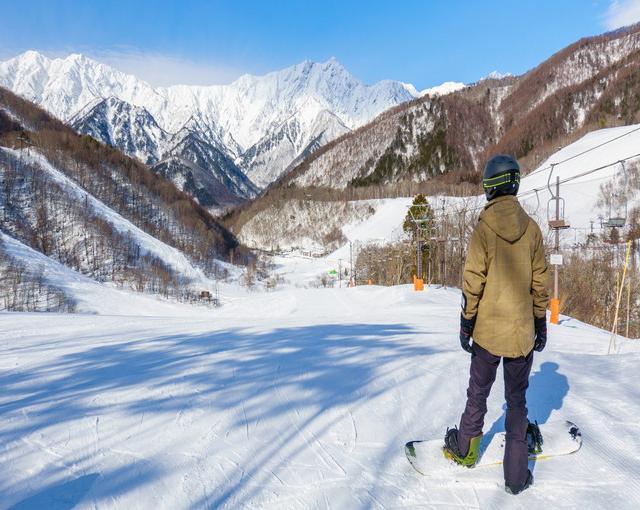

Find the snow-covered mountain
[[419, 81, 466, 97], [71, 100, 258, 207], [240, 107, 351, 187], [153, 129, 259, 208], [0, 86, 244, 309], [0, 51, 429, 195], [70, 96, 169, 165]]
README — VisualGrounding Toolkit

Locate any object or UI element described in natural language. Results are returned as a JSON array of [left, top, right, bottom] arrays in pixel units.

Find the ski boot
[[505, 469, 534, 495], [442, 426, 482, 467]]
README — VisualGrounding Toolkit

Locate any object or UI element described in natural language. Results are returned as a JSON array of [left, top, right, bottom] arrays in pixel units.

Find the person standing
[[443, 155, 550, 495]]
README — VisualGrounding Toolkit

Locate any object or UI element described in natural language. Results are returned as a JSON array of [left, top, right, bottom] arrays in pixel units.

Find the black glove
[[460, 314, 476, 354], [534, 316, 547, 352]]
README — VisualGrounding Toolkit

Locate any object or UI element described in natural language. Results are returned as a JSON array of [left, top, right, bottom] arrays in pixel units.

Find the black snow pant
[[457, 342, 534, 487]]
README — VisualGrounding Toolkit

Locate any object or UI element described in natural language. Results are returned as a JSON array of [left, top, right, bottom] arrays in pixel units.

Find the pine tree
[[403, 194, 435, 237], [403, 194, 435, 279]]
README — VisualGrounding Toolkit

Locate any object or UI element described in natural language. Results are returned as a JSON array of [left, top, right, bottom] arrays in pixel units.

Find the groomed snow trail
[[1, 283, 639, 509]]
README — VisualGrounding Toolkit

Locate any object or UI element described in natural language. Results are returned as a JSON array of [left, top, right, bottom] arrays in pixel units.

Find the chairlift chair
[[546, 164, 570, 230], [603, 216, 626, 229], [603, 161, 628, 229], [547, 196, 570, 229]]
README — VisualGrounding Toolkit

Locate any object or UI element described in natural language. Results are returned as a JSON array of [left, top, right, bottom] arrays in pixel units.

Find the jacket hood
[[480, 195, 530, 243]]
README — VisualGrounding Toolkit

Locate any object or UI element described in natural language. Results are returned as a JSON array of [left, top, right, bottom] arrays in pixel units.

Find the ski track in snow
[[1, 282, 640, 509]]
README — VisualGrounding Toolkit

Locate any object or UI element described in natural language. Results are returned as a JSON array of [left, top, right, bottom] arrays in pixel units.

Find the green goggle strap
[[483, 172, 520, 189]]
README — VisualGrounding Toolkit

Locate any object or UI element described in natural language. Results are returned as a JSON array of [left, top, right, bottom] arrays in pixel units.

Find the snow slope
[[320, 123, 640, 255], [7, 148, 211, 285], [1, 280, 639, 509], [518, 124, 640, 233], [0, 232, 204, 317]]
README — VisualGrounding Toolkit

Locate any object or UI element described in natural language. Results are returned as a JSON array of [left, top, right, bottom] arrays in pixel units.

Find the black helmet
[[483, 154, 520, 201]]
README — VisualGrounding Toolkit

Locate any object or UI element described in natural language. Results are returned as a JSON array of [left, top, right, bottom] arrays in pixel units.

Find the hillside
[[0, 232, 213, 316], [0, 87, 247, 309], [235, 122, 640, 339], [277, 23, 640, 191]]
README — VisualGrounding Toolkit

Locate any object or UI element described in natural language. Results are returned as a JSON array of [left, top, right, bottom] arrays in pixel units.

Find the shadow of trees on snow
[[0, 322, 441, 508]]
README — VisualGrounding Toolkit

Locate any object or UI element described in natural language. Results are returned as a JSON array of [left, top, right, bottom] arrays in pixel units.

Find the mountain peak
[[13, 49, 49, 66], [321, 56, 344, 68], [13, 51, 97, 68], [481, 70, 513, 81], [20, 49, 45, 59], [419, 81, 466, 97], [288, 57, 352, 77]]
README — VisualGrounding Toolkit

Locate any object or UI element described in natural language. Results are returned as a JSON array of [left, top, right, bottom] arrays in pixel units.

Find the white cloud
[[88, 47, 245, 87], [603, 0, 640, 30], [0, 46, 247, 87]]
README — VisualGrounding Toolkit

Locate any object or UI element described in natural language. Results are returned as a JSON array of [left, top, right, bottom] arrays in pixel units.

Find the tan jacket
[[462, 195, 549, 358]]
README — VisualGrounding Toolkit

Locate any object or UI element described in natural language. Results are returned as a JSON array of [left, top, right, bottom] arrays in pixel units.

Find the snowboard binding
[[443, 426, 482, 467], [526, 420, 544, 455]]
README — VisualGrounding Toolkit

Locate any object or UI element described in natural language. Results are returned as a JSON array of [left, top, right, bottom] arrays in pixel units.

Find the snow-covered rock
[[240, 107, 351, 188], [480, 71, 513, 81], [419, 81, 466, 96]]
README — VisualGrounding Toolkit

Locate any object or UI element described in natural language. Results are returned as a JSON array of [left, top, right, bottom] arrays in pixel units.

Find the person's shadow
[[526, 361, 570, 425], [481, 362, 569, 474]]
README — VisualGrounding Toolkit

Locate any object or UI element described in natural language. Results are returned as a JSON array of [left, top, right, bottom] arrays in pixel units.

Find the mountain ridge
[[280, 22, 640, 190], [0, 51, 460, 206], [0, 52, 440, 184]]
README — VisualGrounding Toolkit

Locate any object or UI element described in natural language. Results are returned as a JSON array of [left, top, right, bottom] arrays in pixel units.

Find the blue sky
[[1, 0, 639, 88]]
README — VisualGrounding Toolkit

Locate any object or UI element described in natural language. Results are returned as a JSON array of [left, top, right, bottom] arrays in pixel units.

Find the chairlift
[[547, 197, 570, 229], [533, 189, 541, 215], [546, 164, 570, 230], [602, 161, 628, 229]]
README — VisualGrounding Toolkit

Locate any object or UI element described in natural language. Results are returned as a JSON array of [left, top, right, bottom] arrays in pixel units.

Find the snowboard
[[405, 420, 582, 477]]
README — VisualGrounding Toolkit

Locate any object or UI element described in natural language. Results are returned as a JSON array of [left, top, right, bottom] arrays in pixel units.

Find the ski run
[[2, 280, 640, 509], [2, 125, 640, 508]]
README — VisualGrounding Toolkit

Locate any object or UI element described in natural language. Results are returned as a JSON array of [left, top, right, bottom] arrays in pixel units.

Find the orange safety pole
[[550, 298, 560, 324], [550, 176, 562, 325]]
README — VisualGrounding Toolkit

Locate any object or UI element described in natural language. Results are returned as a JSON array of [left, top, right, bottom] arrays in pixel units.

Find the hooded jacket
[[461, 195, 549, 358]]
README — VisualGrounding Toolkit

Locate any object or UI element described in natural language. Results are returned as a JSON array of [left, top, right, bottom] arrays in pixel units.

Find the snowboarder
[[443, 154, 549, 495]]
